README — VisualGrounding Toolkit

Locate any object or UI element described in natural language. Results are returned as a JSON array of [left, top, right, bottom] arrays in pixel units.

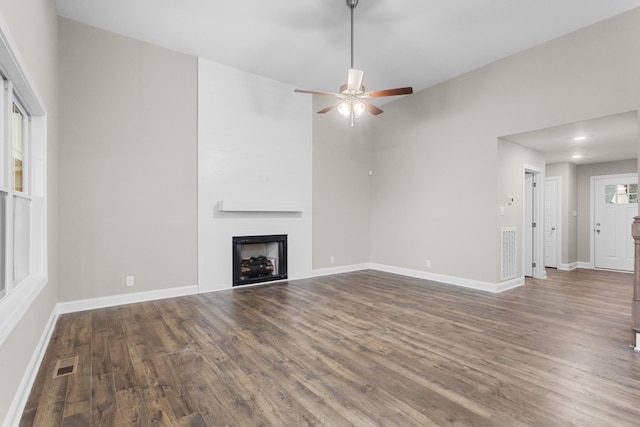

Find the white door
[[524, 173, 535, 277], [594, 176, 637, 271], [544, 178, 559, 268]]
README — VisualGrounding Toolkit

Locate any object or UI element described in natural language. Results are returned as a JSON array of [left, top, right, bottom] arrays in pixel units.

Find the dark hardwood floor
[[19, 268, 640, 426]]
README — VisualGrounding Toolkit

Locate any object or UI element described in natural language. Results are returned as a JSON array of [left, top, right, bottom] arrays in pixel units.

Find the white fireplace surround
[[197, 58, 313, 292]]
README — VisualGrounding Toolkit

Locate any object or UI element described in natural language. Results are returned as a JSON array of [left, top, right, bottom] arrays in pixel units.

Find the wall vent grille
[[53, 356, 78, 378], [501, 228, 517, 281]]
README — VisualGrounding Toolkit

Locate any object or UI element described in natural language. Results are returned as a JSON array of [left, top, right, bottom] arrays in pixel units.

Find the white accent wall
[[198, 59, 313, 291]]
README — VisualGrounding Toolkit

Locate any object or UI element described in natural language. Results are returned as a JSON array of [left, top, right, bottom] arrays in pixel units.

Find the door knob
[[551, 227, 556, 231]]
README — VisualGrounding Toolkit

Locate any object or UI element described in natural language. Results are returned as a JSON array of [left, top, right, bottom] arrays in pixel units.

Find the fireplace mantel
[[219, 200, 304, 213]]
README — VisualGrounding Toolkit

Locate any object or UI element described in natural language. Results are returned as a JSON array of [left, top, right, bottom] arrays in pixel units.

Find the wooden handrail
[[631, 216, 640, 347]]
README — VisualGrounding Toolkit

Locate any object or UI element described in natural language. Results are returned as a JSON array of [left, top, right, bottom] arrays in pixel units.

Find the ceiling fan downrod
[[347, 0, 358, 69]]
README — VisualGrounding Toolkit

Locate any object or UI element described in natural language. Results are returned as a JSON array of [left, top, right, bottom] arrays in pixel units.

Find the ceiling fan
[[295, 0, 413, 126]]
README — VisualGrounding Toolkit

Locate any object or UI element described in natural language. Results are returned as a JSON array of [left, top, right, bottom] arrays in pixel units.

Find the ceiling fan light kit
[[338, 97, 366, 118], [295, 0, 413, 126]]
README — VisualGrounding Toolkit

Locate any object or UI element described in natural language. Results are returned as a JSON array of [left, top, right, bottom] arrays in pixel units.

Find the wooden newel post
[[632, 216, 640, 348]]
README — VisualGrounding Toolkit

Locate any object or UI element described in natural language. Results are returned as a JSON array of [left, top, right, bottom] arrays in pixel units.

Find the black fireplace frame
[[232, 234, 288, 286]]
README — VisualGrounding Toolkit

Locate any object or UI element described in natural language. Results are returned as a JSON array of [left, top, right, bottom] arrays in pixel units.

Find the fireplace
[[232, 235, 288, 286]]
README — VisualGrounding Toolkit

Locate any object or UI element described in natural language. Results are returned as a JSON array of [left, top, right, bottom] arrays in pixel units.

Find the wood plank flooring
[[19, 268, 640, 426]]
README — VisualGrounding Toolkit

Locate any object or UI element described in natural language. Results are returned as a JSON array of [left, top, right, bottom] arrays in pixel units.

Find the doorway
[[591, 173, 637, 271], [524, 166, 544, 278], [544, 177, 561, 268]]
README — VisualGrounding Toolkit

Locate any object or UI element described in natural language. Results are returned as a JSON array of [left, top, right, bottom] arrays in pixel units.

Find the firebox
[[232, 235, 288, 286]]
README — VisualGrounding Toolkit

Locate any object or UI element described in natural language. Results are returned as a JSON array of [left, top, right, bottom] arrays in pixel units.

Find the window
[[0, 14, 48, 350], [605, 183, 638, 204], [1, 82, 32, 293]]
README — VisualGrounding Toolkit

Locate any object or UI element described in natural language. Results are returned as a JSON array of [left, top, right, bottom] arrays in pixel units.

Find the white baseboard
[[56, 284, 199, 314], [574, 262, 632, 274], [558, 262, 579, 271], [495, 276, 526, 292], [4, 305, 59, 427], [201, 263, 508, 295], [370, 263, 524, 294], [311, 263, 372, 278]]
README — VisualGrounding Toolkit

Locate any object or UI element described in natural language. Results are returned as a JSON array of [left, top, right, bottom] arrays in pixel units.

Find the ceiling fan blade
[[347, 69, 364, 92], [367, 87, 413, 98], [366, 103, 384, 116], [294, 89, 340, 97], [317, 102, 340, 114]]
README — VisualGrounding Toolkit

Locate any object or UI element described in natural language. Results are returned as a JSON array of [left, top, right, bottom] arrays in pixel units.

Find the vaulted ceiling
[[55, 0, 640, 93], [54, 0, 640, 164]]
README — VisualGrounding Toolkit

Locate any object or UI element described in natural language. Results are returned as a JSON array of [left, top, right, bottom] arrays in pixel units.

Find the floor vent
[[53, 356, 78, 378], [501, 228, 517, 281]]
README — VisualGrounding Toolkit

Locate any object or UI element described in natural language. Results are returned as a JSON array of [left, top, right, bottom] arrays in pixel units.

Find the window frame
[[0, 15, 48, 350], [1, 81, 33, 293], [12, 97, 29, 194]]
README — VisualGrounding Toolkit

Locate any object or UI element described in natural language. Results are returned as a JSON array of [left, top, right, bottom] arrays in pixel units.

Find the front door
[[594, 175, 637, 271], [544, 178, 559, 268]]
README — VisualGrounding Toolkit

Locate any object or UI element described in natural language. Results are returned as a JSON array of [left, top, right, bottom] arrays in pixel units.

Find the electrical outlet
[[425, 259, 431, 268], [126, 276, 135, 287], [330, 256, 335, 264]]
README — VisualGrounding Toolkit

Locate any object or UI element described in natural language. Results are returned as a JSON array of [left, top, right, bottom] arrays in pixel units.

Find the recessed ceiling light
[[572, 154, 582, 159], [573, 136, 587, 141]]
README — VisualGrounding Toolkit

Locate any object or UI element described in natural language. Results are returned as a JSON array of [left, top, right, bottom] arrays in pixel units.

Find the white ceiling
[[54, 0, 640, 164], [502, 112, 638, 165], [54, 0, 640, 93]]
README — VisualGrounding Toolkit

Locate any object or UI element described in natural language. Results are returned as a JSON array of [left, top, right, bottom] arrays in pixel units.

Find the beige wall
[[312, 96, 373, 269], [58, 19, 198, 301], [497, 140, 546, 277], [576, 159, 638, 263], [0, 0, 59, 422], [356, 9, 640, 283]]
